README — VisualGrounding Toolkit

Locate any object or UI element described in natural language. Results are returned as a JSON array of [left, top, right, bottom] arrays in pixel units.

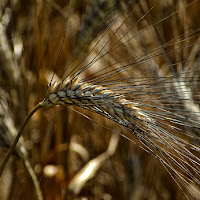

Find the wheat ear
[[42, 76, 200, 199], [43, 77, 142, 120]]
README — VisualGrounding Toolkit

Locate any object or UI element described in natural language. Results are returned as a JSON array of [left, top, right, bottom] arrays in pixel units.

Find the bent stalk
[[0, 103, 42, 178]]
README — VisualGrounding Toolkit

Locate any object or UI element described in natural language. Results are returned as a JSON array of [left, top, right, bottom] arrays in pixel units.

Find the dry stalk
[[0, 103, 42, 178]]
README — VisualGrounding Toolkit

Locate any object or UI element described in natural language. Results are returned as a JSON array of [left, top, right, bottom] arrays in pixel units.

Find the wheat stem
[[0, 103, 42, 178]]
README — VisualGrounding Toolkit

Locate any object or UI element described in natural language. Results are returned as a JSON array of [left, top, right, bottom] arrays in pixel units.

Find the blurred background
[[0, 0, 200, 200]]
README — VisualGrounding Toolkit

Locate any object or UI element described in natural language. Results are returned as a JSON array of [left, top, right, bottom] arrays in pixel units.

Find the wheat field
[[0, 0, 200, 200]]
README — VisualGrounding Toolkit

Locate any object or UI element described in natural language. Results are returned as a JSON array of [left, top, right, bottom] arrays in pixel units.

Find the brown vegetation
[[0, 0, 200, 200]]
